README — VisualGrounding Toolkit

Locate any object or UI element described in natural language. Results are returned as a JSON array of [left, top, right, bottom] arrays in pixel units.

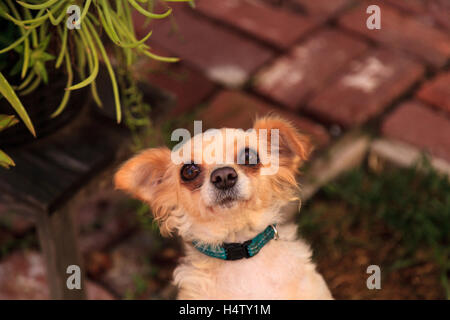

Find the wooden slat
[[0, 121, 120, 214], [36, 206, 87, 299]]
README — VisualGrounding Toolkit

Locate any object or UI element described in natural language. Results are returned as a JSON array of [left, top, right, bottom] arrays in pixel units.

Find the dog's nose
[[210, 167, 238, 190]]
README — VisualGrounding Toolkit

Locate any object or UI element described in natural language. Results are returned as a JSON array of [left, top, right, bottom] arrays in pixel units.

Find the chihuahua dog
[[115, 116, 332, 299]]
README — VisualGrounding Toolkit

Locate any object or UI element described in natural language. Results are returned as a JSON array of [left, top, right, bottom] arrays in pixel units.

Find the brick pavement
[[139, 0, 449, 163], [111, 0, 450, 299]]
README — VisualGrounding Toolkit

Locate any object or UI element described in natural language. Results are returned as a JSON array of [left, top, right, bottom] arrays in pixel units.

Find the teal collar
[[192, 225, 278, 261]]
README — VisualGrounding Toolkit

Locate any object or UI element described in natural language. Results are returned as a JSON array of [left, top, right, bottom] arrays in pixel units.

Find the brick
[[134, 56, 216, 116], [338, 1, 450, 68], [384, 0, 450, 32], [289, 0, 352, 19], [200, 90, 330, 147], [254, 29, 368, 110], [381, 101, 450, 163], [195, 0, 316, 49], [149, 8, 274, 87], [371, 139, 450, 177], [0, 251, 114, 300], [306, 49, 425, 127], [416, 72, 450, 114], [383, 0, 432, 13]]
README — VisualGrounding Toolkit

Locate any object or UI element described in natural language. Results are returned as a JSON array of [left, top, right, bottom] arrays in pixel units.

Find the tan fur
[[115, 116, 333, 299]]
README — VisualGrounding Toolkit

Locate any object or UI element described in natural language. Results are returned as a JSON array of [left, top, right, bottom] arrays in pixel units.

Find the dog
[[114, 115, 333, 299]]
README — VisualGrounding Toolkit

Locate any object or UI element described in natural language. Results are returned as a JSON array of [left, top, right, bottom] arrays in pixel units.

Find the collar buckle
[[223, 240, 252, 260], [271, 224, 279, 240]]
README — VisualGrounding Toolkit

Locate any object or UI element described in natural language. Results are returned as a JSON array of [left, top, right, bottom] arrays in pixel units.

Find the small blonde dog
[[115, 115, 332, 299]]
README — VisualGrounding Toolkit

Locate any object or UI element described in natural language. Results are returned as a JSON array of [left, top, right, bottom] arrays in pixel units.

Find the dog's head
[[114, 116, 311, 244]]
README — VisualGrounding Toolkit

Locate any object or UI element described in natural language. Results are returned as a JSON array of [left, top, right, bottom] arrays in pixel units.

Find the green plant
[[0, 0, 194, 168], [0, 114, 20, 168]]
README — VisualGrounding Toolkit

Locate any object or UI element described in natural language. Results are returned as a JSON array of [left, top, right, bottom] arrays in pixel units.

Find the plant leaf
[[86, 18, 121, 123], [128, 0, 172, 19], [55, 26, 67, 68], [0, 114, 19, 132], [0, 29, 32, 54], [51, 50, 73, 118], [0, 72, 35, 136], [66, 26, 99, 91], [0, 149, 15, 169], [16, 0, 59, 10]]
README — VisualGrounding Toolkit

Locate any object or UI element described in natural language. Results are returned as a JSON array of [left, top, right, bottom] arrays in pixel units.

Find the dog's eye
[[238, 148, 259, 166], [181, 164, 201, 181]]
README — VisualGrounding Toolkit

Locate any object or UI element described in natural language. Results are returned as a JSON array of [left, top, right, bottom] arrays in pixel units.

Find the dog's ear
[[253, 115, 312, 170], [114, 147, 178, 235]]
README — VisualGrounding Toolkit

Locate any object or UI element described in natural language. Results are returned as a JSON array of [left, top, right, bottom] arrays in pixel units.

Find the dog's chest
[[207, 242, 305, 299], [175, 230, 332, 299]]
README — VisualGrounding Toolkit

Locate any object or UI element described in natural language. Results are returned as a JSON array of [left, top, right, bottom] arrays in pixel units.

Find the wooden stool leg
[[36, 207, 86, 300]]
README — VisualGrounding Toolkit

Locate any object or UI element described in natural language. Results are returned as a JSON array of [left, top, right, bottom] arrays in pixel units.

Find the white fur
[[174, 224, 333, 299]]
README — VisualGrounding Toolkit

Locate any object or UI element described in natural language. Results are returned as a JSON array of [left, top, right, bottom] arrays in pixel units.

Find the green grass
[[299, 160, 450, 299], [124, 274, 149, 300]]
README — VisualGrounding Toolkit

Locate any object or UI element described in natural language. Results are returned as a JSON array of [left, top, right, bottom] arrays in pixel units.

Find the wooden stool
[[0, 116, 124, 299]]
